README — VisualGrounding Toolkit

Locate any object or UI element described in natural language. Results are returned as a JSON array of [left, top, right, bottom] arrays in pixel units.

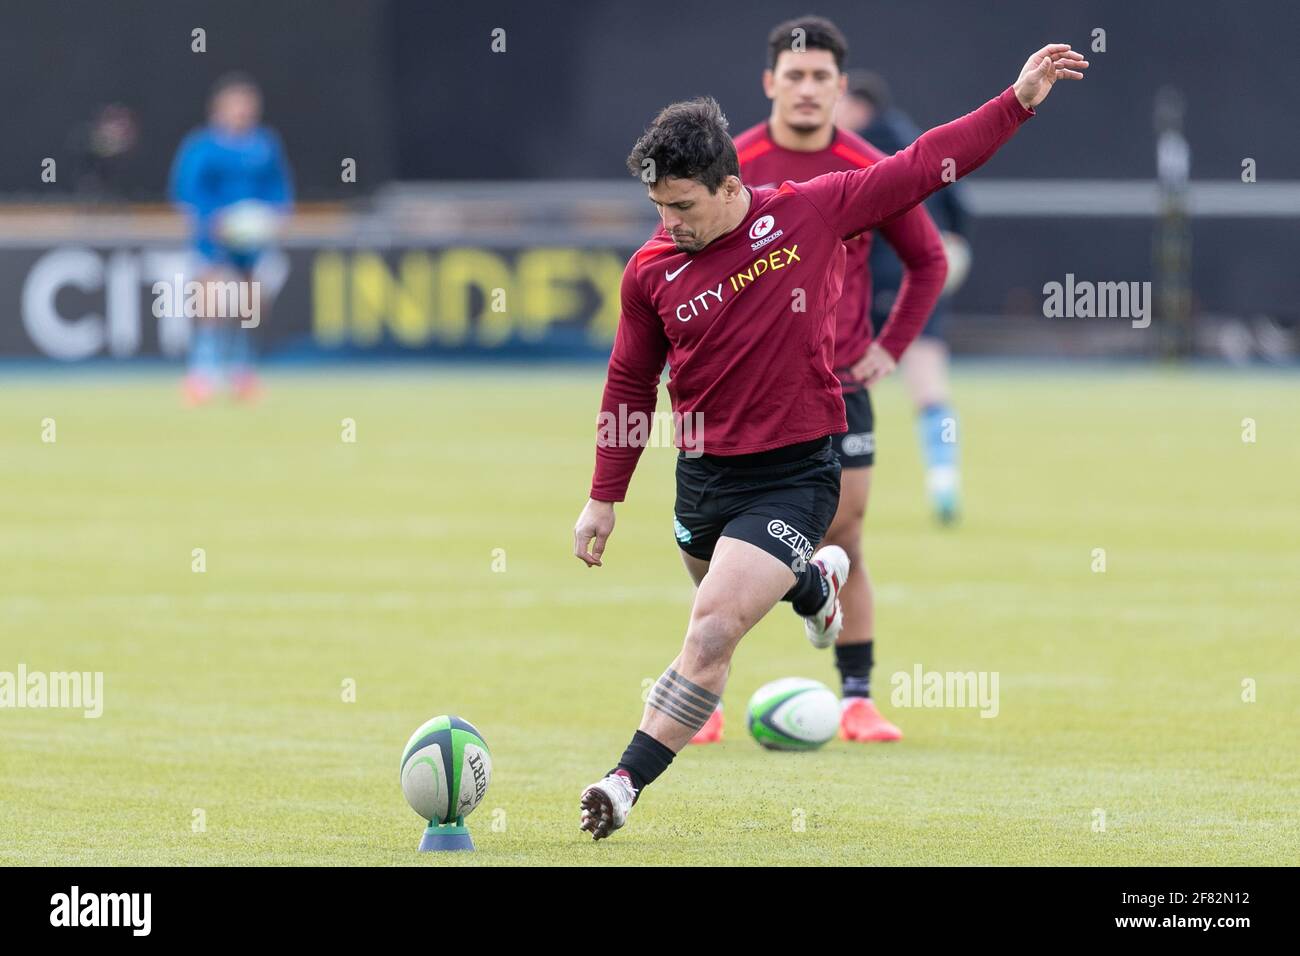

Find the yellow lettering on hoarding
[[517, 248, 584, 341], [583, 252, 624, 343], [313, 247, 629, 349], [437, 249, 512, 347], [312, 252, 346, 345], [397, 252, 434, 342], [350, 252, 433, 346]]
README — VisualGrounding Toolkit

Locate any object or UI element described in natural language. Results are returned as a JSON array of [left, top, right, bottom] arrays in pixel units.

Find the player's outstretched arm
[[1012, 43, 1088, 110], [798, 44, 1088, 241], [574, 498, 616, 567]]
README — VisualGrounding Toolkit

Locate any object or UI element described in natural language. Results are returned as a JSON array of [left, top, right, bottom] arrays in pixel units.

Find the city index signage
[[311, 247, 626, 349], [3, 244, 631, 358]]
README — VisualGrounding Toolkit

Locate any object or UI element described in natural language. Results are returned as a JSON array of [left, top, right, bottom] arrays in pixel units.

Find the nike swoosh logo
[[665, 261, 692, 281]]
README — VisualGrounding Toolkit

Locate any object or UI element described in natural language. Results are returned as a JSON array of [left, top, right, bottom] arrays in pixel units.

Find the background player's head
[[763, 15, 849, 135], [209, 72, 262, 134], [626, 97, 745, 252], [836, 70, 891, 135]]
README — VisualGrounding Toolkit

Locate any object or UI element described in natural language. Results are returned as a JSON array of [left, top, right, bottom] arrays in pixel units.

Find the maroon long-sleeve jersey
[[734, 121, 947, 382], [590, 87, 1032, 502]]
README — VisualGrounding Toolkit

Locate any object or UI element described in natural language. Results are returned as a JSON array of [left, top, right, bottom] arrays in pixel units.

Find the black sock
[[783, 562, 829, 616], [836, 641, 874, 698], [609, 730, 675, 799]]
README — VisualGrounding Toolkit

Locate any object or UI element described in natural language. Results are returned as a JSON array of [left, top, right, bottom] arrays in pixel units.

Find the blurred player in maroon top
[[683, 16, 946, 747], [840, 69, 974, 525], [571, 43, 1088, 840]]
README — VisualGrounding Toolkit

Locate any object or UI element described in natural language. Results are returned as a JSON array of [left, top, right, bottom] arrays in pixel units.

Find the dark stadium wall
[[0, 0, 399, 200], [403, 0, 1299, 182], [2, 0, 1295, 196]]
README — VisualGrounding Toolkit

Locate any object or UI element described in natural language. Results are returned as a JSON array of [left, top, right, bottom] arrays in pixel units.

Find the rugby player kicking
[[572, 43, 1087, 840]]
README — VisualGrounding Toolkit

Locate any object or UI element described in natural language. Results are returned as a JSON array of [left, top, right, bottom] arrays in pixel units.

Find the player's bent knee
[[683, 609, 745, 669]]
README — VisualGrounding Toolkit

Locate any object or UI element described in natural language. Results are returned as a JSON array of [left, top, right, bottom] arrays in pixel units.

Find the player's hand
[[1013, 44, 1089, 110], [573, 498, 616, 567], [850, 342, 898, 388]]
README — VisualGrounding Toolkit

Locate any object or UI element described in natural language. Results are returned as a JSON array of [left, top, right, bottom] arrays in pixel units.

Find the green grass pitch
[[2, 364, 1297, 865]]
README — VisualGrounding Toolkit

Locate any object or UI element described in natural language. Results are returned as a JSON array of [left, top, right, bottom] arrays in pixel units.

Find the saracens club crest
[[748, 215, 784, 251]]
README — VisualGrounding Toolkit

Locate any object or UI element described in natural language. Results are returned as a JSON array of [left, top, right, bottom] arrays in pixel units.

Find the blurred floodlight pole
[[1153, 85, 1193, 359]]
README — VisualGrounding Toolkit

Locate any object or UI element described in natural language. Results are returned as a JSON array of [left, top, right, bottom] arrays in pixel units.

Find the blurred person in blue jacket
[[169, 73, 293, 403], [837, 71, 972, 525]]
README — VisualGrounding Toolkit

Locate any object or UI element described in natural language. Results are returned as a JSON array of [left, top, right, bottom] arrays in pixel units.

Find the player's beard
[[785, 118, 824, 135], [785, 103, 828, 135]]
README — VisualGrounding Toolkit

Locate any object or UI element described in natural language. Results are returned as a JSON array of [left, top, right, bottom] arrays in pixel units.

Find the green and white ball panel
[[747, 678, 839, 751], [400, 715, 492, 824]]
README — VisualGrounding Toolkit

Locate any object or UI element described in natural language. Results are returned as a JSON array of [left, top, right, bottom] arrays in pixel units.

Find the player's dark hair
[[625, 97, 739, 194], [767, 15, 848, 72], [846, 69, 891, 109]]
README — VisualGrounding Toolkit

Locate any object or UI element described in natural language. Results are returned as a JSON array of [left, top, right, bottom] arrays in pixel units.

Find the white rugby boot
[[801, 544, 849, 649], [579, 770, 637, 841]]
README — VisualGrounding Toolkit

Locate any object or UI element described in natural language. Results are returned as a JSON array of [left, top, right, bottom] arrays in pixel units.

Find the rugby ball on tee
[[399, 715, 492, 824]]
